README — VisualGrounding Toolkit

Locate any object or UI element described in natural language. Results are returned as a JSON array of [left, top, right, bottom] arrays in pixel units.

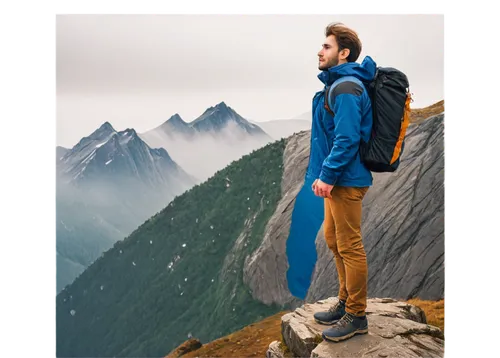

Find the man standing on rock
[[309, 22, 376, 342]]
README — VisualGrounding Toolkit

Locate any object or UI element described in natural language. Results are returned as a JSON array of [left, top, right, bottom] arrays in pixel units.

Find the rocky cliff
[[244, 112, 444, 307]]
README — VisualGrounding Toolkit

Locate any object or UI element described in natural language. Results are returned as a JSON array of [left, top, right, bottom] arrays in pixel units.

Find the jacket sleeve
[[319, 87, 362, 185]]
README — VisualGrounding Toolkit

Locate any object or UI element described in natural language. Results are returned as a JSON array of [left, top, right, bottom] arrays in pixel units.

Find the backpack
[[324, 67, 412, 173]]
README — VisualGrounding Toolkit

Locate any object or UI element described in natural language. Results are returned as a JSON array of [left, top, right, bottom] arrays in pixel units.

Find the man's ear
[[340, 48, 350, 61]]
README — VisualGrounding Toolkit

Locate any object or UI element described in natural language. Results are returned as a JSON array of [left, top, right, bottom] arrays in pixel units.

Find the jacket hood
[[318, 55, 377, 86]]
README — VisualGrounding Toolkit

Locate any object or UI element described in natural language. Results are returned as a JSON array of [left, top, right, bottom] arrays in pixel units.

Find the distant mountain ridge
[[58, 121, 191, 188], [140, 101, 274, 183], [155, 101, 268, 139], [190, 101, 266, 136]]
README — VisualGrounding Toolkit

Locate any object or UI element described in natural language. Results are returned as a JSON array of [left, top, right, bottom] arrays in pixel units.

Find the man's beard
[[320, 55, 339, 70]]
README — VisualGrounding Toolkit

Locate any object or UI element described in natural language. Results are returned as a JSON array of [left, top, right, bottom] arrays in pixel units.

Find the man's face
[[317, 35, 345, 70]]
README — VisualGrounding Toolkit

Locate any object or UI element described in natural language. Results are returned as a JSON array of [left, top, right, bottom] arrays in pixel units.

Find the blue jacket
[[306, 56, 377, 187]]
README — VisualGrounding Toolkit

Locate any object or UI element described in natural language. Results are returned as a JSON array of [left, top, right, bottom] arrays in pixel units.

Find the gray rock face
[[266, 340, 285, 358], [243, 130, 311, 306], [244, 113, 444, 307], [307, 113, 444, 302], [267, 297, 444, 358]]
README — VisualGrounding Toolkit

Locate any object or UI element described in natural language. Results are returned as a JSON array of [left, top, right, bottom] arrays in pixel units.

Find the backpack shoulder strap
[[324, 77, 365, 116]]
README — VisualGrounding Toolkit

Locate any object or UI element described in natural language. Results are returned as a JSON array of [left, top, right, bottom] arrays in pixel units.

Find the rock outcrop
[[165, 338, 203, 358], [267, 297, 444, 358], [244, 111, 444, 307]]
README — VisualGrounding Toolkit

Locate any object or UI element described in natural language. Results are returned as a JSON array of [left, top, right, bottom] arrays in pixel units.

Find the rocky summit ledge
[[267, 297, 444, 358]]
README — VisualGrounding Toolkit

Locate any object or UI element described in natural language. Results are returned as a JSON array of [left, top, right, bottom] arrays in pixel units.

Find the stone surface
[[266, 340, 286, 358], [269, 297, 444, 358]]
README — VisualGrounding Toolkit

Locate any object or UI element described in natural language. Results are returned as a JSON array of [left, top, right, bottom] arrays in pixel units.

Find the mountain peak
[[167, 113, 187, 125], [88, 122, 117, 141], [215, 101, 229, 109], [122, 128, 137, 136], [171, 113, 183, 120], [72, 121, 116, 150], [157, 113, 192, 136], [187, 101, 271, 139], [98, 121, 116, 133], [190, 101, 232, 126], [214, 101, 234, 115]]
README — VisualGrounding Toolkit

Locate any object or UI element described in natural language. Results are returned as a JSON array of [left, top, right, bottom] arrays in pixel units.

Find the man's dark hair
[[324, 22, 362, 62]]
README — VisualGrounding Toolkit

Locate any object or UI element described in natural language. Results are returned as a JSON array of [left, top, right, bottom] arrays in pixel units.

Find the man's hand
[[311, 179, 319, 192], [312, 178, 334, 198]]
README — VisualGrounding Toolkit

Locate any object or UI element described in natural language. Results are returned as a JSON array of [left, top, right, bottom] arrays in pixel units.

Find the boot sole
[[322, 327, 368, 342], [314, 317, 340, 325]]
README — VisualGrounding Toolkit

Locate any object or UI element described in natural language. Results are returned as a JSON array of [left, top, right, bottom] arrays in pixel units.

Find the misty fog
[[253, 119, 311, 142], [141, 120, 279, 183]]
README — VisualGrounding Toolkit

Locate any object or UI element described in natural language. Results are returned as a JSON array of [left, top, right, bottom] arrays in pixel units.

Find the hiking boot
[[322, 311, 368, 342], [313, 299, 346, 325]]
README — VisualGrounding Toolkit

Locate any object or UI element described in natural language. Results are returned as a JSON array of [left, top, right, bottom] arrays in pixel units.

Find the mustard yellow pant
[[324, 186, 369, 317]]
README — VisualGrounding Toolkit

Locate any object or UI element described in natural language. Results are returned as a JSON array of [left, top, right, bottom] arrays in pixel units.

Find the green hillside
[[56, 138, 288, 357]]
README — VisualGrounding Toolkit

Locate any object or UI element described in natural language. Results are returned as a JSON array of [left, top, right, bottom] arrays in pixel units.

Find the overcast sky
[[56, 14, 444, 148], [48, 8, 54, 80]]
